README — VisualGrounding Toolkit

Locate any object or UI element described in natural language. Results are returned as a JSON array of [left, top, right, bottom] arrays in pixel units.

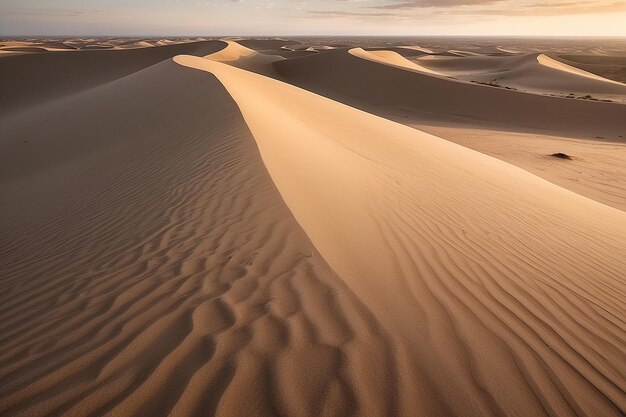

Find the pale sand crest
[[0, 38, 625, 416], [273, 48, 626, 137], [1, 59, 397, 417]]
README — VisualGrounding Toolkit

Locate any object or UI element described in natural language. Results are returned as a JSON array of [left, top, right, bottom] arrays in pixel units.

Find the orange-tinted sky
[[1, 0, 625, 36]]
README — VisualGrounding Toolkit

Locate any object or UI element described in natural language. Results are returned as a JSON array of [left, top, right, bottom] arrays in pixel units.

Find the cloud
[[312, 0, 626, 20], [307, 9, 396, 17], [372, 0, 502, 10], [436, 0, 626, 16]]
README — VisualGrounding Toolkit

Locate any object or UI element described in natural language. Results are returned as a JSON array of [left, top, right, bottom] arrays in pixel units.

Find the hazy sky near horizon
[[1, 0, 625, 36]]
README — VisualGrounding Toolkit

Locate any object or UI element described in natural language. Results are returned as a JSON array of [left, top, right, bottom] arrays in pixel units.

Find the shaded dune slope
[[363, 46, 430, 58], [0, 42, 624, 417], [273, 48, 626, 137], [235, 39, 302, 51], [352, 48, 442, 76], [415, 53, 626, 101], [0, 40, 227, 114], [554, 54, 626, 83], [206, 41, 283, 76], [180, 54, 626, 417], [416, 53, 525, 75], [0, 60, 397, 417]]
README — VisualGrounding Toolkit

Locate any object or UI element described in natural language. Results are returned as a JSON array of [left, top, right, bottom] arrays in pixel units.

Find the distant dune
[[0, 40, 227, 114], [1, 37, 625, 417], [413, 52, 626, 102], [205, 40, 283, 76], [554, 54, 626, 83], [273, 47, 626, 137]]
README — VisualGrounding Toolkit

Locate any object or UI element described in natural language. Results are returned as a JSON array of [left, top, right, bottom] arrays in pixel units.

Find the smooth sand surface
[[178, 54, 626, 417], [204, 40, 283, 76], [410, 123, 626, 212], [273, 48, 626, 138], [1, 58, 386, 417], [538, 54, 625, 85], [554, 54, 626, 83], [0, 40, 227, 114], [350, 48, 443, 76], [413, 53, 626, 102], [1, 37, 625, 417]]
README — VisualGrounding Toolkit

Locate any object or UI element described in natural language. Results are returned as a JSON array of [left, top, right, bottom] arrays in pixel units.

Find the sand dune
[[399, 45, 435, 54], [538, 54, 619, 82], [351, 48, 443, 76], [555, 54, 626, 83], [1, 37, 625, 417], [416, 53, 534, 76], [179, 54, 626, 417], [411, 123, 626, 212], [0, 40, 227, 114], [236, 38, 302, 51], [273, 48, 626, 138], [206, 40, 283, 76], [413, 53, 626, 102], [362, 46, 430, 58], [0, 58, 398, 417]]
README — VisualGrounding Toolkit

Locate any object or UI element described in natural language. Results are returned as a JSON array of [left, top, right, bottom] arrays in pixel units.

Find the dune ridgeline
[[1, 39, 625, 417]]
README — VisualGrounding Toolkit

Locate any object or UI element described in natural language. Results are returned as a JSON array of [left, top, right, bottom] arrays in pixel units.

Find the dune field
[[1, 37, 625, 417]]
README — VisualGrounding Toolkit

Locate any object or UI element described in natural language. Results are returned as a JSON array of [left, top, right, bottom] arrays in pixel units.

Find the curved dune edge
[[399, 45, 434, 54], [0, 39, 228, 115], [411, 52, 626, 101], [272, 48, 626, 137], [351, 48, 626, 101], [538, 53, 626, 86], [0, 59, 409, 416], [203, 40, 283, 75], [175, 54, 626, 417], [349, 47, 443, 76]]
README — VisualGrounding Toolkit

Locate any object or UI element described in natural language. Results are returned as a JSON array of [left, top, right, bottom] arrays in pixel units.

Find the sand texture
[[1, 37, 625, 417]]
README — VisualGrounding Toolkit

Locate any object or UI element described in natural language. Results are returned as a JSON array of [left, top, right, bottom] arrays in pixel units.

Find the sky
[[1, 0, 626, 36]]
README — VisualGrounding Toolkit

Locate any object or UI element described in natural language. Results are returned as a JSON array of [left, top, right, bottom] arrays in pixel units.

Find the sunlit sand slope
[[273, 48, 626, 137], [0, 40, 227, 114], [0, 41, 624, 417], [179, 54, 626, 417], [351, 48, 442, 76], [0, 60, 399, 417], [206, 40, 283, 76], [415, 53, 626, 102]]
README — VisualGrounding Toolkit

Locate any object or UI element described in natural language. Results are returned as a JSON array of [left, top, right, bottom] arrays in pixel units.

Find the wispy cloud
[[436, 0, 626, 16], [372, 0, 502, 10]]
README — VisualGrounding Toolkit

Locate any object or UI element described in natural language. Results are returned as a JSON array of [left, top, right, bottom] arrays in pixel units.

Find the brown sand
[[554, 55, 626, 83], [273, 48, 626, 138], [1, 37, 625, 417], [1, 58, 392, 417], [204, 41, 283, 76], [407, 124, 626, 212], [0, 40, 227, 114], [411, 52, 626, 102]]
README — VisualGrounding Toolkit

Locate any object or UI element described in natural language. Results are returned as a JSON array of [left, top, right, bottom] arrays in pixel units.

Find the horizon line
[[3, 34, 626, 39]]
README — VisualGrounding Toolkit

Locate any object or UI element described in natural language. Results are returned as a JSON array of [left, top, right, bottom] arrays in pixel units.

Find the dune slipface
[[273, 48, 626, 137], [177, 54, 626, 417], [0, 58, 400, 417], [0, 40, 227, 114], [1, 37, 625, 417]]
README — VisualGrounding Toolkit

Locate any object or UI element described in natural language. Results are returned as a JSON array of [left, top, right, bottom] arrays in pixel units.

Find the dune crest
[[204, 40, 282, 75], [349, 48, 443, 76], [413, 52, 626, 102], [273, 48, 626, 137], [176, 54, 626, 417], [1, 35, 625, 417], [0, 58, 409, 417], [538, 53, 625, 85], [0, 40, 227, 114]]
